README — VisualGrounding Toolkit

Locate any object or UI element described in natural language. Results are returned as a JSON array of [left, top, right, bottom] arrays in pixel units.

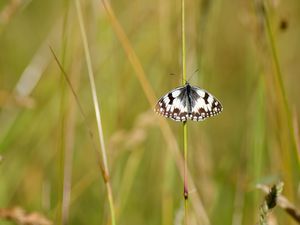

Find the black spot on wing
[[203, 92, 209, 104], [212, 99, 223, 113], [198, 108, 206, 114], [167, 92, 175, 104], [173, 108, 180, 114]]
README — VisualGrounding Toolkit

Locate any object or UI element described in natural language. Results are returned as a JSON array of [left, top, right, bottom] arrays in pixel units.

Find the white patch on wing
[[208, 96, 214, 104], [163, 97, 170, 104], [171, 90, 181, 97], [196, 89, 205, 97]]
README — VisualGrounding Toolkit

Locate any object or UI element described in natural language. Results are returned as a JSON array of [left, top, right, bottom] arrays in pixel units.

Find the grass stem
[[181, 0, 186, 85], [263, 1, 300, 168], [75, 1, 116, 224], [183, 122, 188, 224], [181, 0, 188, 224]]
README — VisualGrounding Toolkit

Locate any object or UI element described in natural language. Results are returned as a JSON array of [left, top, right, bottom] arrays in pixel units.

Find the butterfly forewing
[[155, 84, 223, 122]]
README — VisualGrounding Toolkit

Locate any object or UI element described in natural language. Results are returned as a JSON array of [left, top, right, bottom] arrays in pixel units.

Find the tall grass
[[181, 0, 189, 225], [75, 0, 116, 224], [0, 1, 299, 225]]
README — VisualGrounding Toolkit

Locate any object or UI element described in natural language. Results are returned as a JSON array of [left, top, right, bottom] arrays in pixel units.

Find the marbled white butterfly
[[155, 83, 223, 122]]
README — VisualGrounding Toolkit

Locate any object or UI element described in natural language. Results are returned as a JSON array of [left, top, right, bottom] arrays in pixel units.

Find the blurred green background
[[0, 0, 299, 225]]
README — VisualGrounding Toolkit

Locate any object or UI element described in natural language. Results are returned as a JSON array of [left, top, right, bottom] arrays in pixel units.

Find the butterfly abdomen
[[186, 84, 193, 113]]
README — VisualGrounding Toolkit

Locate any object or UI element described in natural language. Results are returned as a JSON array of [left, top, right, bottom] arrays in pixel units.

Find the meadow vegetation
[[0, 0, 299, 225]]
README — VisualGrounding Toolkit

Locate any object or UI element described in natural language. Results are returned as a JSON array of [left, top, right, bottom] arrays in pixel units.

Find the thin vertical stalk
[[181, 0, 188, 224], [60, 2, 73, 224], [75, 1, 116, 225], [57, 4, 69, 223], [263, 2, 300, 167], [183, 123, 188, 224], [181, 0, 187, 84]]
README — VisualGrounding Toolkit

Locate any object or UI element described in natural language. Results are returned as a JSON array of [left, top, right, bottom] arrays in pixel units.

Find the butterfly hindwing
[[155, 86, 189, 121]]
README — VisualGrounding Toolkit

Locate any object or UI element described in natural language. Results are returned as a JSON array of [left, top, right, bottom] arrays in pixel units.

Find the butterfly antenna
[[187, 68, 199, 83]]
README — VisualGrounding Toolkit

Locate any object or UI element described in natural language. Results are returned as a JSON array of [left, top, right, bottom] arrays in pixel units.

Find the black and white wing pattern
[[188, 85, 223, 121], [155, 86, 189, 121], [155, 83, 223, 122]]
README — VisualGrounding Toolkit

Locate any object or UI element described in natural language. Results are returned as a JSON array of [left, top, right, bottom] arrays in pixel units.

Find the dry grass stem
[[75, 0, 116, 224], [61, 66, 80, 224], [0, 207, 53, 225]]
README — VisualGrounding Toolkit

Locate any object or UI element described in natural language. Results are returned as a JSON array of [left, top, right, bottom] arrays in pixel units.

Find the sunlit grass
[[0, 0, 299, 225]]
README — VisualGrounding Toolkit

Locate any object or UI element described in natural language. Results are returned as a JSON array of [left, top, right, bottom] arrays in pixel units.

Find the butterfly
[[155, 83, 223, 122]]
